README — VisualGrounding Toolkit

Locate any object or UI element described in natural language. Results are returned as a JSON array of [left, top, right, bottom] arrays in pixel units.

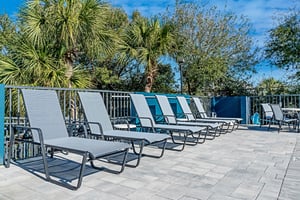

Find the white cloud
[[109, 0, 298, 47], [109, 0, 172, 17], [209, 0, 297, 48]]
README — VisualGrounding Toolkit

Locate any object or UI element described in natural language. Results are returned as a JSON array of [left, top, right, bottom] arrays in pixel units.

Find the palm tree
[[0, 0, 117, 88], [257, 78, 286, 95], [121, 13, 175, 92]]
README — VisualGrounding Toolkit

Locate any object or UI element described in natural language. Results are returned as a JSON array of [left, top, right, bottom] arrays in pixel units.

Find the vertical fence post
[[0, 84, 5, 164]]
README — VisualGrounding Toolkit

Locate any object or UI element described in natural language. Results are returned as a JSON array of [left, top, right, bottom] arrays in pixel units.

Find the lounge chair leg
[[5, 126, 15, 168], [139, 139, 167, 158], [90, 148, 129, 174], [156, 139, 167, 158], [119, 149, 129, 173], [41, 144, 50, 180], [197, 128, 207, 144], [76, 152, 88, 190], [169, 132, 186, 151], [43, 151, 88, 190], [126, 140, 144, 168]]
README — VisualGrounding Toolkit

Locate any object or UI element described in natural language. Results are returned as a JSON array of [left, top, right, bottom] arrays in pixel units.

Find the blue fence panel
[[0, 84, 5, 164], [212, 96, 249, 124]]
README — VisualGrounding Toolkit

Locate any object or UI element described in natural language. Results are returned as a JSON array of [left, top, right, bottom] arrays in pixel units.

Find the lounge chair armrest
[[13, 125, 45, 144], [138, 116, 154, 126], [65, 120, 87, 137], [111, 117, 131, 125], [133, 116, 155, 132], [183, 112, 195, 121], [83, 121, 104, 139], [153, 114, 167, 124], [6, 125, 45, 168], [195, 111, 207, 118], [157, 114, 178, 125], [176, 112, 194, 120]]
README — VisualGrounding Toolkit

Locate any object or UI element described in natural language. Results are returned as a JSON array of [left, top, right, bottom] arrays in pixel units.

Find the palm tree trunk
[[144, 62, 158, 92], [144, 74, 153, 92], [65, 55, 77, 120], [65, 59, 73, 88]]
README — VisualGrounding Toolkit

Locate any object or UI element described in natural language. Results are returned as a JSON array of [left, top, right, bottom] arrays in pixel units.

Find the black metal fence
[[249, 94, 300, 123]]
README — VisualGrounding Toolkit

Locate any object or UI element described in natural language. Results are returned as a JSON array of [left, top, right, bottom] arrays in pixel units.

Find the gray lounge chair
[[130, 94, 207, 150], [192, 97, 243, 126], [7, 89, 130, 190], [260, 103, 274, 129], [176, 96, 235, 133], [269, 104, 298, 132], [155, 95, 221, 139], [78, 91, 169, 167]]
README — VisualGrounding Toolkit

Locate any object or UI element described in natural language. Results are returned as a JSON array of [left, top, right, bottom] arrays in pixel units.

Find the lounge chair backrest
[[130, 94, 156, 127], [78, 92, 114, 132], [176, 96, 196, 121], [261, 103, 273, 119], [21, 89, 69, 142], [192, 97, 208, 118], [155, 95, 177, 124], [270, 104, 284, 121]]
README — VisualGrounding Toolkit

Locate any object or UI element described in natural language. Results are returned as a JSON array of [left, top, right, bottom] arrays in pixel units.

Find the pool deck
[[0, 125, 300, 200]]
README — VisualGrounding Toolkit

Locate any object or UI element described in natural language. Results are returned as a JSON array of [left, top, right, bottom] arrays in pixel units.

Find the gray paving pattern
[[0, 126, 299, 200]]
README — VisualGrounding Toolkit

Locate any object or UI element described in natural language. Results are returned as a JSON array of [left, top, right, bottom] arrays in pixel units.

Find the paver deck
[[0, 126, 299, 200]]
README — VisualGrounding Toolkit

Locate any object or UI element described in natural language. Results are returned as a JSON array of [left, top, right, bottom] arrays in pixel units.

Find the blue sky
[[1, 0, 299, 85]]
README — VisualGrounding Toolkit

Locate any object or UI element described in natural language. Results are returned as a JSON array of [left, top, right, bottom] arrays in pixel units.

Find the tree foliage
[[0, 0, 265, 95], [163, 1, 259, 95], [0, 0, 119, 88], [265, 10, 300, 75], [256, 78, 287, 95], [120, 12, 176, 92]]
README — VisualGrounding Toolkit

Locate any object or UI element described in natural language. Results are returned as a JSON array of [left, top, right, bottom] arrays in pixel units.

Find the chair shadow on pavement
[[12, 152, 139, 185], [247, 124, 299, 134]]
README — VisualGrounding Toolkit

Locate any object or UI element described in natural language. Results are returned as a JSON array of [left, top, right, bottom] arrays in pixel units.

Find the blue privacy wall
[[212, 96, 249, 124], [0, 84, 5, 164]]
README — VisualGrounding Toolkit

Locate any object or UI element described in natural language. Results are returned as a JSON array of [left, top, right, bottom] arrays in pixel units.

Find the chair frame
[[6, 89, 130, 190], [176, 96, 233, 133], [78, 91, 169, 168], [155, 95, 221, 139], [130, 94, 207, 151], [260, 103, 274, 129], [269, 104, 299, 132]]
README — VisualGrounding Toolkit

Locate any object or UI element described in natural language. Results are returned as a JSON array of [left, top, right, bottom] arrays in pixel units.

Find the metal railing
[[249, 94, 300, 123], [4, 85, 300, 162]]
